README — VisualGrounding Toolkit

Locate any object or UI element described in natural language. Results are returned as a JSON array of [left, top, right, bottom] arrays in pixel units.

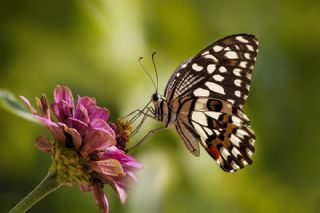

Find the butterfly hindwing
[[176, 97, 255, 172], [175, 117, 201, 156], [165, 34, 259, 109], [203, 113, 255, 172]]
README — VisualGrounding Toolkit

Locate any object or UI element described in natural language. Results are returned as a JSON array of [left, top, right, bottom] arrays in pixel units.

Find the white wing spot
[[207, 64, 216, 74], [181, 63, 188, 68], [235, 45, 240, 50], [176, 73, 180, 77], [244, 95, 248, 100], [204, 54, 218, 62], [235, 90, 241, 97], [213, 45, 223, 52], [244, 53, 251, 59], [232, 116, 242, 126], [246, 148, 253, 157], [231, 161, 240, 170], [241, 159, 248, 166], [233, 68, 241, 76], [219, 66, 227, 73], [236, 36, 249, 43], [224, 47, 231, 51], [227, 99, 235, 104], [246, 44, 254, 51], [191, 111, 207, 126], [249, 139, 255, 147], [236, 129, 249, 139], [192, 63, 204, 71], [232, 147, 242, 157], [217, 157, 224, 166], [243, 113, 250, 121], [239, 61, 248, 68], [203, 127, 213, 135], [205, 82, 225, 95], [246, 73, 252, 80], [194, 98, 207, 110], [192, 122, 207, 139], [193, 88, 210, 97], [230, 134, 241, 147], [213, 75, 224, 82], [225, 51, 238, 59], [204, 111, 222, 120], [213, 129, 220, 135], [234, 79, 242, 87], [201, 51, 209, 55], [220, 147, 231, 160], [246, 84, 250, 90]]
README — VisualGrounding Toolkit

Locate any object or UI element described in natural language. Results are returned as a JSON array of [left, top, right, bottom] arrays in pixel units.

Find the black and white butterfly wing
[[176, 97, 255, 172], [165, 34, 259, 109], [165, 34, 259, 172]]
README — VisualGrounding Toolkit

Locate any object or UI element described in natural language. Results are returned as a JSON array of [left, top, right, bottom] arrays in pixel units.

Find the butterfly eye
[[151, 93, 160, 102]]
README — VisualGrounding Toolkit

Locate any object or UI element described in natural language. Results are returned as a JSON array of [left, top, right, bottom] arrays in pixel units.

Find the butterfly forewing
[[165, 34, 258, 109]]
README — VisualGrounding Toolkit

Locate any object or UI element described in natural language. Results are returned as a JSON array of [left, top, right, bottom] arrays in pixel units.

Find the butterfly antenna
[[139, 57, 157, 92], [152, 51, 159, 92]]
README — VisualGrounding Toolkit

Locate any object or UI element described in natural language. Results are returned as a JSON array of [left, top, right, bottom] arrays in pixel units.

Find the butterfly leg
[[130, 107, 155, 137], [121, 100, 153, 123], [126, 126, 166, 152]]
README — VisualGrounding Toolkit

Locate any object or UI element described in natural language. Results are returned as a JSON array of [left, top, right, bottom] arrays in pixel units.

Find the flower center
[[51, 142, 91, 185]]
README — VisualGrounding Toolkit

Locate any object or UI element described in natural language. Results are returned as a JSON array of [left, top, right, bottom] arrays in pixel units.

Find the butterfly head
[[151, 93, 161, 102]]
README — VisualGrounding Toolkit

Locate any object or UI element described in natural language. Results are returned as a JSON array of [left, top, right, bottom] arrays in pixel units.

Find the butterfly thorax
[[151, 93, 175, 127]]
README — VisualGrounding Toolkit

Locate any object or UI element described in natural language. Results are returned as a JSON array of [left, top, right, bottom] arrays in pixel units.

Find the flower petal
[[99, 149, 143, 169], [126, 170, 139, 182], [51, 101, 73, 122], [89, 106, 109, 121], [91, 159, 124, 177], [19, 96, 37, 114], [65, 118, 88, 136], [34, 115, 66, 143], [91, 119, 115, 138], [63, 127, 82, 150], [75, 96, 95, 119], [114, 182, 127, 204], [93, 184, 109, 213], [81, 129, 116, 157], [75, 104, 90, 124], [54, 85, 74, 108], [35, 136, 52, 153], [35, 96, 50, 119]]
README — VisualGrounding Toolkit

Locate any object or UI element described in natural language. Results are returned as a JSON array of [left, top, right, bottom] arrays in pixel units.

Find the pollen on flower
[[51, 142, 91, 184], [110, 119, 132, 151]]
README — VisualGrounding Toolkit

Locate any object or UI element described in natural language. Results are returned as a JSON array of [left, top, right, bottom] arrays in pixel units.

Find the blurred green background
[[1, 0, 320, 212]]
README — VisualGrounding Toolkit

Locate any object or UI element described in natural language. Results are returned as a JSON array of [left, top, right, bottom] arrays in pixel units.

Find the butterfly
[[149, 34, 258, 172]]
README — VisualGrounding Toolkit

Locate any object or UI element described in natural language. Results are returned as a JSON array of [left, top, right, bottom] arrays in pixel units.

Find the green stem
[[9, 170, 63, 213]]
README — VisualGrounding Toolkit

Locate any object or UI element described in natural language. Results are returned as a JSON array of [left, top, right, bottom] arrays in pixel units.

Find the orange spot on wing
[[209, 145, 220, 160]]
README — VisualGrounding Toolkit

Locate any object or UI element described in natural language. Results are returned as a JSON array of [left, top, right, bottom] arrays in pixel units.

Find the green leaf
[[0, 89, 38, 123]]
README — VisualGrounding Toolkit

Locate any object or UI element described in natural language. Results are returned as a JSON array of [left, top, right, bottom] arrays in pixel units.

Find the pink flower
[[21, 85, 142, 213]]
